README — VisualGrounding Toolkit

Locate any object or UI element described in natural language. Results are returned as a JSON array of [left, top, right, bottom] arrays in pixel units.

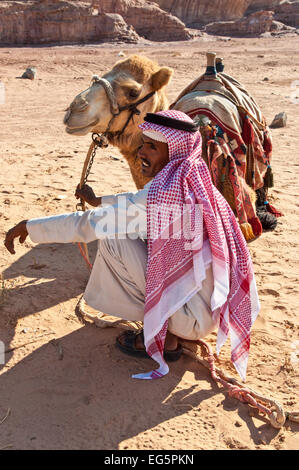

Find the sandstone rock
[[270, 19, 296, 33], [0, 0, 191, 45], [245, 0, 283, 15], [0, 1, 140, 45], [98, 0, 191, 41], [102, 13, 140, 43], [270, 111, 287, 128], [274, 1, 299, 28], [155, 0, 251, 28], [206, 10, 275, 36], [0, 0, 296, 45]]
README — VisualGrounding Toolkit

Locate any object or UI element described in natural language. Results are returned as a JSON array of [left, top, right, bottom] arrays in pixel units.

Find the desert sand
[[0, 36, 298, 450]]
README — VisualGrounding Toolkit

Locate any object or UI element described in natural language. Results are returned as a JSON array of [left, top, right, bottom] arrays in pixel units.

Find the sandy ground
[[0, 36, 298, 451]]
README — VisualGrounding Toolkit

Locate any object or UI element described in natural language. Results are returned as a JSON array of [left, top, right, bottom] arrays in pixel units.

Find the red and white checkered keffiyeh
[[133, 110, 260, 381]]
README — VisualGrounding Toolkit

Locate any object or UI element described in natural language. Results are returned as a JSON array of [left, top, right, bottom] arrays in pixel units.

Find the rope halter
[[91, 75, 156, 137], [91, 76, 119, 116]]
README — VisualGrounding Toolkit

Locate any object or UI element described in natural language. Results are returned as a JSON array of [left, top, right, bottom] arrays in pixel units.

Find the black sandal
[[116, 330, 183, 362]]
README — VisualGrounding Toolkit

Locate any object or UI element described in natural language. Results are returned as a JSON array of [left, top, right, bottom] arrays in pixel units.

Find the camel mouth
[[65, 120, 99, 135]]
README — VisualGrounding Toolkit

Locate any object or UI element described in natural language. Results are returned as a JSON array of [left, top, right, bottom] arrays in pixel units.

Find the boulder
[[98, 0, 191, 41], [270, 19, 296, 32], [21, 67, 37, 80], [274, 1, 299, 28], [206, 10, 275, 36], [270, 112, 287, 128]]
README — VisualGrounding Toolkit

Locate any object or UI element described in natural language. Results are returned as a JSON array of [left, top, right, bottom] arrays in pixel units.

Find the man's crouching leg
[[83, 237, 148, 322]]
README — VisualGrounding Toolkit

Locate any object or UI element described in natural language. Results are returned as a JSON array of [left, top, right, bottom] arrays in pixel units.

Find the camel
[[64, 55, 172, 190], [64, 53, 278, 240]]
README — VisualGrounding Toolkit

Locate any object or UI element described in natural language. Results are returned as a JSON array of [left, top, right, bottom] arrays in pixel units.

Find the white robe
[[27, 183, 217, 339]]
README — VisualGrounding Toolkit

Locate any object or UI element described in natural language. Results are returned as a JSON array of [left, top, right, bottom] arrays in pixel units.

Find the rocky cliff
[[0, 1, 140, 45], [0, 0, 296, 45], [206, 10, 276, 36], [98, 0, 191, 41], [274, 1, 299, 27], [155, 0, 293, 28], [154, 0, 251, 27], [0, 0, 190, 45], [245, 0, 282, 14]]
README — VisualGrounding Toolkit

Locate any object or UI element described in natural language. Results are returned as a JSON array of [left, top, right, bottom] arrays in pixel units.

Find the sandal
[[116, 330, 183, 362]]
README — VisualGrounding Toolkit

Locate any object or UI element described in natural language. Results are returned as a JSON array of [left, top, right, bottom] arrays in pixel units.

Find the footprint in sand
[[273, 305, 287, 311], [259, 288, 280, 297]]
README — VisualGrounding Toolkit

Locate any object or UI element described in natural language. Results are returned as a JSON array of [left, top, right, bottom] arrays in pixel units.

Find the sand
[[0, 36, 298, 450]]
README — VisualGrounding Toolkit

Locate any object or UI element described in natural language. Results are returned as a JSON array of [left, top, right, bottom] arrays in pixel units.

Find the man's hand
[[4, 220, 29, 254], [75, 184, 101, 207]]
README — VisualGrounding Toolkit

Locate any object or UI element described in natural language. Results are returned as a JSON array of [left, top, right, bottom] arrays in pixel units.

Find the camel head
[[64, 55, 173, 146]]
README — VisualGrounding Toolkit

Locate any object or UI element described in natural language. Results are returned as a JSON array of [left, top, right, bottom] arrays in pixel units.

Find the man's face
[[137, 136, 169, 178]]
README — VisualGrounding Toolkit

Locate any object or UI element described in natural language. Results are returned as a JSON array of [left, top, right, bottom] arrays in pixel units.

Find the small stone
[[263, 77, 269, 81], [21, 67, 36, 80], [234, 420, 242, 427], [270, 112, 287, 128]]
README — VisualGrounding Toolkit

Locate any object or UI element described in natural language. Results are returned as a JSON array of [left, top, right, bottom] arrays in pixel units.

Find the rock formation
[[206, 10, 276, 36], [0, 0, 191, 45], [245, 0, 282, 14], [274, 1, 299, 27], [0, 0, 297, 45], [154, 0, 251, 28], [98, 0, 191, 41], [0, 1, 140, 45]]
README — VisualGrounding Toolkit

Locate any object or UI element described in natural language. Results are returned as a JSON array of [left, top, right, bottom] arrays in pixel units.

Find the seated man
[[4, 110, 260, 381]]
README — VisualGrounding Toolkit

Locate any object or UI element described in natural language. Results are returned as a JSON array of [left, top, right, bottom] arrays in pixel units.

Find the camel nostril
[[64, 108, 71, 125], [70, 100, 76, 111], [69, 99, 89, 113]]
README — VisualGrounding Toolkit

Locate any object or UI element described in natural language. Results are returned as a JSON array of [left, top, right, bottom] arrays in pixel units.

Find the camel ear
[[150, 67, 173, 91]]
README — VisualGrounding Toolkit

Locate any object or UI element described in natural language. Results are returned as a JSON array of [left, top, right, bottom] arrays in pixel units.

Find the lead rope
[[76, 133, 109, 271], [181, 338, 299, 429], [74, 83, 156, 271]]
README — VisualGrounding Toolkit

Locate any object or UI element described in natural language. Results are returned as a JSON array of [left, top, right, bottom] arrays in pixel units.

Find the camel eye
[[128, 88, 140, 99]]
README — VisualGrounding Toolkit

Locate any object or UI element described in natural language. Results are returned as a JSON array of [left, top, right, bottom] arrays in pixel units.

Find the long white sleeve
[[27, 184, 151, 245]]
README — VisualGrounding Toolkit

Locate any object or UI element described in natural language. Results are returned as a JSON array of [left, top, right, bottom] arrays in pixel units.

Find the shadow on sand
[[1, 242, 297, 449]]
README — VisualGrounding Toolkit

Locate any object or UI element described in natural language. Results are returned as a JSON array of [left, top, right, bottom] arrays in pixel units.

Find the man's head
[[137, 130, 169, 178], [138, 110, 200, 178]]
